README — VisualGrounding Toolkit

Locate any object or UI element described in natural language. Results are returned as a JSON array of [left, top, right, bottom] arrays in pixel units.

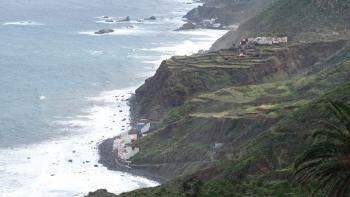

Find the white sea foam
[[95, 20, 118, 24], [3, 21, 44, 26], [88, 50, 104, 55], [0, 89, 158, 197], [142, 29, 227, 58]]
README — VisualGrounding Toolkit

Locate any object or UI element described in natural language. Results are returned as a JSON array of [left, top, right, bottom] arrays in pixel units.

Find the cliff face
[[117, 40, 350, 197], [128, 40, 349, 181], [131, 41, 346, 121]]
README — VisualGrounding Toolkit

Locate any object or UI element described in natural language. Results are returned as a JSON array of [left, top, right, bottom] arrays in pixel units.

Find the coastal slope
[[116, 40, 350, 197], [87, 0, 350, 196], [86, 39, 350, 197]]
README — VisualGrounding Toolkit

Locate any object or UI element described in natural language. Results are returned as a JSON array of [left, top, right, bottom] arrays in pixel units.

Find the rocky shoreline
[[177, 0, 275, 30]]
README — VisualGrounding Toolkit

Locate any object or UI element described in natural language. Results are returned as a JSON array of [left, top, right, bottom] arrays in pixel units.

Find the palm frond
[[329, 101, 350, 133], [294, 101, 350, 197]]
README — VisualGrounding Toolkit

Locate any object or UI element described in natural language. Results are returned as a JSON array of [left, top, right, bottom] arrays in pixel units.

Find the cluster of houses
[[251, 36, 288, 45], [113, 119, 151, 161], [239, 36, 288, 57]]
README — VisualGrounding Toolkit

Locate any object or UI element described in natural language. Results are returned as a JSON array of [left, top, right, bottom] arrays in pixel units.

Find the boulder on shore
[[94, 29, 114, 34], [144, 16, 156, 20]]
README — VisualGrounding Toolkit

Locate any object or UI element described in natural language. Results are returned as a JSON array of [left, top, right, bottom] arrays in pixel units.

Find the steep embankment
[[117, 40, 350, 197], [211, 0, 350, 50]]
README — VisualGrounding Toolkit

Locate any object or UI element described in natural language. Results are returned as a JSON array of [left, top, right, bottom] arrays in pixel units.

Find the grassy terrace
[[186, 44, 350, 120], [168, 45, 291, 69]]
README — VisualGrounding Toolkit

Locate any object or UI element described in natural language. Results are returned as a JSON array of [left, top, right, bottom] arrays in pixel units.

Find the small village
[[238, 36, 288, 56], [112, 119, 151, 164]]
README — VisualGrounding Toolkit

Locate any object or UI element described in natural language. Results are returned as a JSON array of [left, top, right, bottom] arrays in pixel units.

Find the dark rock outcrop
[[144, 16, 156, 20], [95, 29, 114, 34], [181, 0, 276, 30], [86, 189, 117, 197], [116, 16, 130, 22]]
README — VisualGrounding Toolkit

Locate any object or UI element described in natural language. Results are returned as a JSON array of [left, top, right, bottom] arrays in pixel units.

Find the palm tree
[[294, 101, 350, 197]]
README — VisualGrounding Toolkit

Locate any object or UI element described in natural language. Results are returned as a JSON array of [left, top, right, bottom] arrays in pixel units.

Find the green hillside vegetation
[[116, 46, 350, 196], [212, 0, 350, 50], [240, 0, 350, 38], [101, 41, 349, 197]]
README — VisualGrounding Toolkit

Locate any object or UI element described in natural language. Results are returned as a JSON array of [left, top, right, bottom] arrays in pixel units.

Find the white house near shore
[[118, 146, 140, 161], [141, 122, 151, 134], [112, 119, 151, 161]]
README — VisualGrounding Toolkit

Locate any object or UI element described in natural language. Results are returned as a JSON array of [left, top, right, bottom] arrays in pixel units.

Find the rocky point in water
[[144, 16, 156, 20], [94, 29, 114, 34], [116, 16, 130, 22]]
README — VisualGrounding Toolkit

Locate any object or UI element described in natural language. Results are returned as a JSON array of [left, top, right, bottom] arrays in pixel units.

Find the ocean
[[0, 0, 227, 196]]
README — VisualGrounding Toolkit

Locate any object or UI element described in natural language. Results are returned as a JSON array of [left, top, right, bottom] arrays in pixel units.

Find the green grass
[[239, 0, 350, 41]]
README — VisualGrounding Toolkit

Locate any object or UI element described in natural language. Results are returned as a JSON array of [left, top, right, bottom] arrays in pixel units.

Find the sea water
[[0, 0, 227, 196]]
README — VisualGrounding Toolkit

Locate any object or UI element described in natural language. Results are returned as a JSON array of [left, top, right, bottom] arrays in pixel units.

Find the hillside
[[87, 40, 350, 196], [211, 0, 350, 50], [87, 0, 350, 196]]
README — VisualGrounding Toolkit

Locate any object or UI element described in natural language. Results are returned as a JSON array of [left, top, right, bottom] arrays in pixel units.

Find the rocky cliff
[[131, 41, 346, 121], [179, 0, 276, 30], [89, 39, 350, 197]]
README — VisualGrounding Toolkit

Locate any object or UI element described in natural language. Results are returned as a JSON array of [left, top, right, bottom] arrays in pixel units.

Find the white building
[[141, 122, 151, 133], [113, 133, 137, 150], [113, 132, 139, 161], [118, 146, 140, 161]]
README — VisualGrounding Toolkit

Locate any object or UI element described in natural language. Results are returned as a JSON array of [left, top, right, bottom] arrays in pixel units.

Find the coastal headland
[[89, 0, 350, 196]]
